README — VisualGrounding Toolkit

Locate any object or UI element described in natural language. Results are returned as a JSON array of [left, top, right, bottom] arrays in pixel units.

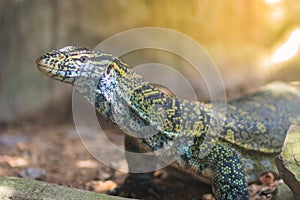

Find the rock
[[275, 125, 300, 199], [18, 167, 46, 180], [0, 134, 28, 147]]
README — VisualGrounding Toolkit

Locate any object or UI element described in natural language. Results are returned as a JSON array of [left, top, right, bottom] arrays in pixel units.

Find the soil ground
[[0, 118, 211, 200]]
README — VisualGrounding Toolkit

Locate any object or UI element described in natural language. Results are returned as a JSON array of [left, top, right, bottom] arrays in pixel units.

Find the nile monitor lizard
[[36, 46, 300, 200]]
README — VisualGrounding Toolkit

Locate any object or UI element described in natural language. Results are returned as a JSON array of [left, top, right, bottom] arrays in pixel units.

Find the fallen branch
[[0, 176, 134, 200]]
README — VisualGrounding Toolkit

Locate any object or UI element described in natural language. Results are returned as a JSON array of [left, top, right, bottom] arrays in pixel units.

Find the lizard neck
[[105, 58, 219, 152]]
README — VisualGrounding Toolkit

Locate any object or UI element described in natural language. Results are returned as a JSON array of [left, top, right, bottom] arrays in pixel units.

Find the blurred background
[[1, 0, 300, 122], [0, 1, 300, 198]]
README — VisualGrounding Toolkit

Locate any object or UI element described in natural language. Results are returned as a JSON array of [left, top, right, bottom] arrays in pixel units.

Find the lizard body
[[36, 46, 300, 200]]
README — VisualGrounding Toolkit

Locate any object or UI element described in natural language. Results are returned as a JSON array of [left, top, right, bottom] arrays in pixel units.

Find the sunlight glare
[[0, 155, 28, 167], [265, 0, 282, 4], [0, 186, 14, 196], [271, 29, 300, 64], [76, 159, 98, 168]]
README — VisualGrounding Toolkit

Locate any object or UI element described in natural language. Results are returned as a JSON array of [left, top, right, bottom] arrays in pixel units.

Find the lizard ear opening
[[105, 63, 115, 76]]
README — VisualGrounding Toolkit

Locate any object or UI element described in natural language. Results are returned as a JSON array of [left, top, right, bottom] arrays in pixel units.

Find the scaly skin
[[36, 46, 300, 200]]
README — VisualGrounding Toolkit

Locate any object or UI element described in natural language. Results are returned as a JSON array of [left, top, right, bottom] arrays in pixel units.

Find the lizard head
[[36, 46, 115, 84]]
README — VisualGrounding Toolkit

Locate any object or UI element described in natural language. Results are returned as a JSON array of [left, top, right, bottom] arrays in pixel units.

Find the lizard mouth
[[36, 56, 56, 74], [36, 56, 52, 67], [36, 63, 58, 77], [37, 64, 53, 72], [37, 64, 49, 69]]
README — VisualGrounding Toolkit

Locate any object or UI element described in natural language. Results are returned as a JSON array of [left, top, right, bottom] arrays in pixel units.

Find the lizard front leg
[[124, 135, 157, 189], [110, 136, 159, 198]]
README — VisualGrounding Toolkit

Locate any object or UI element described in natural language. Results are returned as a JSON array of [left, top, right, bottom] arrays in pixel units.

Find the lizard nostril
[[36, 56, 44, 64], [36, 54, 50, 65], [36, 57, 41, 64]]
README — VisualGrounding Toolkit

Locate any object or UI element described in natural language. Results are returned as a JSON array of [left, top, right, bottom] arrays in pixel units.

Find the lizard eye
[[79, 56, 89, 63]]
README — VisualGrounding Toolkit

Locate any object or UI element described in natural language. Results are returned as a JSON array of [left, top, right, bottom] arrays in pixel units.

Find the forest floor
[[0, 118, 211, 200]]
